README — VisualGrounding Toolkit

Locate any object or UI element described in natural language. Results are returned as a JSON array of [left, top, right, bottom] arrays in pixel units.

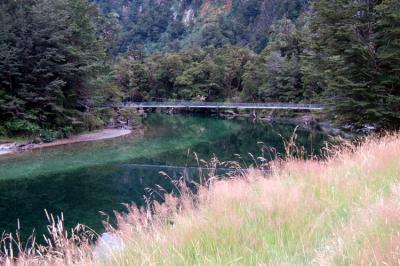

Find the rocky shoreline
[[0, 128, 132, 157], [149, 107, 350, 137], [0, 109, 357, 157], [0, 107, 147, 157]]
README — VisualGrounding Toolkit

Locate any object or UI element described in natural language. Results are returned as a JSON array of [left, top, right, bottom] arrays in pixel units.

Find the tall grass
[[2, 133, 400, 265], [1, 211, 96, 265]]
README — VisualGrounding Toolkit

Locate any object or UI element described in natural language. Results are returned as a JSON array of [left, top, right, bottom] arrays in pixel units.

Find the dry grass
[[2, 133, 400, 265], [0, 211, 96, 266]]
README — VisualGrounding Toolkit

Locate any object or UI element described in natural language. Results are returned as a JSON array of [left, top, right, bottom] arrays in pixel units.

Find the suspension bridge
[[103, 101, 324, 110]]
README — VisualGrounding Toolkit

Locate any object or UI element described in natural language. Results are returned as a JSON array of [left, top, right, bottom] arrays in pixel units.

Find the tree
[[0, 0, 109, 137], [241, 61, 264, 101], [298, 11, 326, 101], [258, 19, 304, 102], [309, 0, 385, 128], [113, 57, 148, 101], [375, 0, 400, 128], [262, 51, 302, 102]]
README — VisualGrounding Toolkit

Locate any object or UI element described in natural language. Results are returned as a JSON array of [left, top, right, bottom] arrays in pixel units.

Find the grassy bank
[[2, 134, 400, 265]]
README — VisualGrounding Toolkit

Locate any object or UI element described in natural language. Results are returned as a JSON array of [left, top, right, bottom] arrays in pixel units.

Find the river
[[0, 113, 327, 240]]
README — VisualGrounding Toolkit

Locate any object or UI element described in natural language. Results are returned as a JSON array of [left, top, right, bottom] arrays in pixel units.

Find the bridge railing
[[102, 101, 324, 110]]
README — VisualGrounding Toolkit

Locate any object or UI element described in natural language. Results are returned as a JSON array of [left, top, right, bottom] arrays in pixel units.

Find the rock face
[[93, 0, 308, 53]]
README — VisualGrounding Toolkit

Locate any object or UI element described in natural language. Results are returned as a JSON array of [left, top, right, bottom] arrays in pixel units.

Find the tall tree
[[309, 0, 384, 128], [258, 19, 304, 102], [298, 11, 326, 101], [0, 0, 109, 136], [375, 0, 400, 128]]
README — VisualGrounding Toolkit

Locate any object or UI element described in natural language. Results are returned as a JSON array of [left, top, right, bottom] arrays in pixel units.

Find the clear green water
[[0, 114, 327, 239]]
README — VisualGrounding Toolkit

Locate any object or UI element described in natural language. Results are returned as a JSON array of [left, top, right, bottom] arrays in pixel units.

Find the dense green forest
[[94, 0, 308, 54], [0, 0, 399, 140], [113, 20, 313, 104], [0, 0, 119, 140]]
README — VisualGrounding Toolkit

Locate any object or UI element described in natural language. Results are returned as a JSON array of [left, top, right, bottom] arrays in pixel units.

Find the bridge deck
[[106, 101, 324, 110]]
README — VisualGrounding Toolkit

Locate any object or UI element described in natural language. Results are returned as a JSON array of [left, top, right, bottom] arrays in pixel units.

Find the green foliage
[[95, 108, 118, 125], [112, 18, 315, 105], [258, 19, 304, 102], [5, 120, 40, 136], [110, 0, 400, 131], [117, 108, 142, 126], [241, 61, 264, 101], [0, 0, 115, 138], [1, 0, 399, 135], [111, 22, 319, 105], [375, 0, 400, 128], [308, 0, 400, 129], [113, 46, 256, 102], [0, 126, 6, 138], [79, 113, 105, 132], [94, 0, 309, 54], [39, 129, 63, 143], [298, 13, 326, 102]]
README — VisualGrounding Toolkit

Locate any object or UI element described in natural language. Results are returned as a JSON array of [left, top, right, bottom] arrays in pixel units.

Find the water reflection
[[0, 114, 327, 239]]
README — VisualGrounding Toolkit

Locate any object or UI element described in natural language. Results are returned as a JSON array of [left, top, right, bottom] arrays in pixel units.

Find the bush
[[40, 129, 62, 143], [95, 108, 117, 125], [5, 120, 40, 136], [61, 126, 74, 138], [81, 112, 104, 132], [118, 108, 141, 122], [0, 125, 7, 137]]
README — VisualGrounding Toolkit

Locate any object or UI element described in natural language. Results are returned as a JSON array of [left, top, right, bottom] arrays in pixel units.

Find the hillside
[[94, 0, 308, 53]]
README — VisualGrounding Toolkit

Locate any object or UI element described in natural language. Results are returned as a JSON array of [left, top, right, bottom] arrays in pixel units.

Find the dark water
[[0, 114, 327, 240]]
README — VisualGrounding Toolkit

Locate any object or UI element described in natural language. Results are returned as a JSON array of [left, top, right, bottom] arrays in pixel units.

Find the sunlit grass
[[2, 133, 400, 265]]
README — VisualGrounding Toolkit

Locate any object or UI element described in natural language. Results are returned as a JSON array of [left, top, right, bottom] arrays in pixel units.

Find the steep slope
[[94, 0, 308, 53]]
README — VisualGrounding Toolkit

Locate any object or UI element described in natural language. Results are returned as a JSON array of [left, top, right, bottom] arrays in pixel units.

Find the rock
[[358, 124, 377, 134], [93, 232, 125, 261], [0, 142, 17, 155], [224, 110, 238, 117], [259, 115, 273, 122], [318, 122, 342, 135], [32, 137, 42, 144], [17, 143, 34, 150], [0, 142, 16, 150]]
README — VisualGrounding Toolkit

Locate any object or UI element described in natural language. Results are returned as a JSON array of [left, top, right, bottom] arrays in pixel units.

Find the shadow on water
[[0, 113, 327, 241]]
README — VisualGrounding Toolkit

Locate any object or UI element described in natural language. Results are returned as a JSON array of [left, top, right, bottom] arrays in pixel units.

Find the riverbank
[[0, 128, 132, 156], [1, 133, 399, 265], [152, 107, 349, 137]]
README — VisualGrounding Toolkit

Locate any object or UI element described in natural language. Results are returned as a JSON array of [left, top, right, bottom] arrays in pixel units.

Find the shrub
[[81, 112, 104, 132], [118, 108, 141, 125], [95, 108, 117, 125], [40, 129, 62, 143], [5, 120, 40, 136], [0, 125, 7, 137]]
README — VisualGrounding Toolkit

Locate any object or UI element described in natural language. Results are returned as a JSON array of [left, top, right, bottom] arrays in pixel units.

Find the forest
[[94, 0, 309, 54], [0, 0, 399, 140]]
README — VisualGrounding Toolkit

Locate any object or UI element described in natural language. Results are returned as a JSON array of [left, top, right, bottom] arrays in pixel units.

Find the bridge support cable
[[101, 101, 324, 111]]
